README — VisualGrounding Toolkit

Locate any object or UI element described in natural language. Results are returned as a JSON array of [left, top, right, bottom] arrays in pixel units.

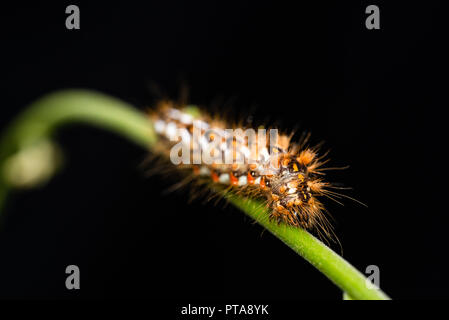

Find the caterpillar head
[[265, 151, 327, 229]]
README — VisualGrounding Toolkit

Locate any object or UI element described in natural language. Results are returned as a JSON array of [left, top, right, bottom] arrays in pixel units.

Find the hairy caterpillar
[[148, 101, 357, 241]]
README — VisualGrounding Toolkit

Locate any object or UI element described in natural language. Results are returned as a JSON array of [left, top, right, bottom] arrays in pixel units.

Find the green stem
[[343, 292, 355, 300], [227, 194, 389, 300], [0, 90, 155, 156], [0, 89, 390, 300]]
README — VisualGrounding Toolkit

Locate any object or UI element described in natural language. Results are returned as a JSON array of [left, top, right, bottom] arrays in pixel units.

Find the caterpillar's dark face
[[265, 153, 324, 228]]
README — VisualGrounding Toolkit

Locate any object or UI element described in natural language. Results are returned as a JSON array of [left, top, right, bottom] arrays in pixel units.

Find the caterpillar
[[148, 101, 355, 241]]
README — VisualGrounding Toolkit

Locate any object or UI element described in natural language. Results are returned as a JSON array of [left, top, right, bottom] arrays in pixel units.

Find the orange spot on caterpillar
[[211, 171, 219, 182], [230, 172, 239, 186], [247, 171, 255, 185], [260, 176, 267, 190]]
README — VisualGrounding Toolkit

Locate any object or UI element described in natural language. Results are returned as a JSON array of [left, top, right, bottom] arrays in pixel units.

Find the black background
[[0, 1, 448, 301]]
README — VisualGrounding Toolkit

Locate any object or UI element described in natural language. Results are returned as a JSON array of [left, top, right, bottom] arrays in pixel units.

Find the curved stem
[[0, 89, 390, 300], [0, 90, 155, 211], [0, 90, 156, 156]]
